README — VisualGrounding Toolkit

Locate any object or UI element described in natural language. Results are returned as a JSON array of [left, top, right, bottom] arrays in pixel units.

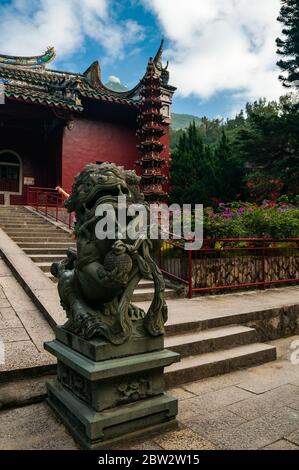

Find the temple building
[[0, 42, 175, 205]]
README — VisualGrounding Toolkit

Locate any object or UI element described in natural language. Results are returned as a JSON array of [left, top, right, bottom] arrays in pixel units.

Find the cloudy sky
[[0, 0, 284, 117]]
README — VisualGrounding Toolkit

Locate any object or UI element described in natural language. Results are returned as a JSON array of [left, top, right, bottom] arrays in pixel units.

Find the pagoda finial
[[153, 39, 164, 71], [152, 39, 170, 85]]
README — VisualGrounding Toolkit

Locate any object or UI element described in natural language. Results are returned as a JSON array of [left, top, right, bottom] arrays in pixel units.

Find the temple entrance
[[0, 102, 64, 205], [0, 150, 22, 204]]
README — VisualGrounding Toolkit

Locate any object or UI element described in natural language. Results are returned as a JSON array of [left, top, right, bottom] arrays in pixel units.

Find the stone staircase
[[0, 206, 176, 302], [164, 325, 276, 387], [130, 294, 279, 387]]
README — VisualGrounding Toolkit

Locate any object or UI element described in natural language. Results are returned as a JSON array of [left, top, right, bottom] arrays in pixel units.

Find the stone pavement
[[0, 257, 55, 376], [0, 335, 299, 450]]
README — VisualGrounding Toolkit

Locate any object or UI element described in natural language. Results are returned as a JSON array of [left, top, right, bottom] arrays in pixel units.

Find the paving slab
[[152, 426, 216, 450], [0, 299, 10, 309], [0, 307, 23, 329], [288, 400, 299, 411], [208, 407, 299, 450], [0, 402, 77, 450], [168, 387, 196, 401], [0, 341, 54, 374], [182, 369, 251, 396], [227, 384, 299, 421], [179, 386, 253, 417], [109, 439, 163, 451], [185, 408, 247, 439], [0, 327, 30, 343], [235, 369, 298, 394], [0, 257, 55, 376], [285, 429, 299, 446], [262, 439, 299, 450]]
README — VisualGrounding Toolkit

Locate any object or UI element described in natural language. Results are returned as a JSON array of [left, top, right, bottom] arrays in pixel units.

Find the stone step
[[163, 304, 280, 337], [2, 224, 63, 229], [136, 279, 155, 289], [45, 271, 175, 301], [0, 210, 31, 215], [46, 277, 158, 289], [1, 221, 50, 226], [23, 247, 71, 255], [18, 242, 75, 249], [1, 227, 51, 232], [4, 230, 65, 236], [132, 287, 177, 302], [29, 254, 66, 263], [165, 343, 277, 387], [0, 375, 55, 410], [0, 217, 44, 222], [35, 262, 53, 273], [11, 236, 72, 243], [45, 272, 58, 282], [165, 325, 257, 358]]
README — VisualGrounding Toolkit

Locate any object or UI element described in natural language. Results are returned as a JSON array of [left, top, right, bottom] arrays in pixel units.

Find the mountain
[[104, 77, 128, 93], [171, 113, 202, 130]]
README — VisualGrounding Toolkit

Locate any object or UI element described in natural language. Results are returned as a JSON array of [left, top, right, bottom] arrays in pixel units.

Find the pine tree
[[214, 131, 245, 202], [276, 0, 299, 88], [170, 122, 220, 206], [234, 97, 299, 200]]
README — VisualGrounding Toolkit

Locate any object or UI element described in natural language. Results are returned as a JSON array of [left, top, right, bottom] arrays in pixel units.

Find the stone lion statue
[[51, 163, 167, 345]]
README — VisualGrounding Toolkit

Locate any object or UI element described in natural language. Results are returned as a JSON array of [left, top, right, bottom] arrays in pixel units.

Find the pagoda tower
[[137, 59, 167, 202]]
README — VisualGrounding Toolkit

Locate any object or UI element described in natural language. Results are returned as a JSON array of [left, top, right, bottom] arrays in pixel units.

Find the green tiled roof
[[0, 64, 139, 112], [3, 83, 83, 111]]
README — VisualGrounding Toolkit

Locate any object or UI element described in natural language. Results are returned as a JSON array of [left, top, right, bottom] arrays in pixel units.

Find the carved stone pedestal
[[45, 327, 180, 449]]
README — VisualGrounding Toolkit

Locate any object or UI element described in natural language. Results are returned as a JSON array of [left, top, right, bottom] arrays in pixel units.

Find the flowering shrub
[[203, 200, 299, 239]]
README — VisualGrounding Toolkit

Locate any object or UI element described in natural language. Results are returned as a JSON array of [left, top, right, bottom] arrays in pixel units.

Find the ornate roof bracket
[[52, 108, 75, 130]]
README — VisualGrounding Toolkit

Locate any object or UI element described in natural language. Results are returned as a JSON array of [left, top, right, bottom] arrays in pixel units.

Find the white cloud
[[0, 0, 144, 63], [142, 0, 285, 111], [108, 75, 121, 84]]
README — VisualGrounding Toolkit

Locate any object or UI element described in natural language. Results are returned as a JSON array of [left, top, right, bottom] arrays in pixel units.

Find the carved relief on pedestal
[[117, 378, 153, 403], [58, 363, 91, 403]]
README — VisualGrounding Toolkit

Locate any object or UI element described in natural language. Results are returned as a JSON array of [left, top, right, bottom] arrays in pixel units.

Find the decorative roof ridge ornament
[[152, 39, 169, 85], [83, 61, 101, 88], [0, 46, 56, 69], [153, 39, 164, 70]]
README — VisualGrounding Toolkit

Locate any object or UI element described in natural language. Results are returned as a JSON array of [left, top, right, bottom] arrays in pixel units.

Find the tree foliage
[[276, 0, 299, 88], [170, 95, 299, 205], [170, 122, 219, 206]]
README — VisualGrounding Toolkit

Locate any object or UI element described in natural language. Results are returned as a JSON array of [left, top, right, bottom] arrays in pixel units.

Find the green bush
[[203, 203, 299, 239]]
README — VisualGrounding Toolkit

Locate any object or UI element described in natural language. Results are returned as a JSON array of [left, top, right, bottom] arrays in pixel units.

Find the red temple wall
[[0, 115, 171, 205], [61, 118, 139, 193]]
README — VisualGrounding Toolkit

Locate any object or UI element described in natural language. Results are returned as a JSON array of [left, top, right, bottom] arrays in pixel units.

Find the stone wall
[[193, 255, 299, 289]]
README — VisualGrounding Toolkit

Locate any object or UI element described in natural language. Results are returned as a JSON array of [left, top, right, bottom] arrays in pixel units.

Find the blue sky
[[0, 0, 284, 118]]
